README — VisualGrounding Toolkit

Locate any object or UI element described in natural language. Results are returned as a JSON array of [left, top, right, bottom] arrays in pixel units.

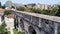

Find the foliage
[[41, 9, 50, 15], [0, 21, 10, 34], [55, 6, 60, 16], [0, 22, 6, 32], [49, 8, 58, 16], [14, 18, 19, 29], [24, 8, 31, 12], [0, 22, 7, 34], [2, 5, 5, 9], [0, 5, 5, 9], [16, 6, 60, 17], [11, 6, 15, 9], [13, 29, 25, 34], [4, 10, 10, 15], [31, 8, 42, 13], [7, 31, 10, 34], [17, 6, 26, 11], [0, 6, 2, 8]]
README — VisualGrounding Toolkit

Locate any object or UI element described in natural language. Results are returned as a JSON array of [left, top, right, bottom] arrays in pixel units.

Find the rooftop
[[7, 14, 14, 18]]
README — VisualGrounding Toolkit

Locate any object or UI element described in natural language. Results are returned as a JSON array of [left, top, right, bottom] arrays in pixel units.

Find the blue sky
[[0, 0, 60, 5]]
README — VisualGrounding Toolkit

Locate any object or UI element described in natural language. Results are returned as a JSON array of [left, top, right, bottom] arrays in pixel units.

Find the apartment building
[[5, 14, 14, 30], [25, 3, 58, 10]]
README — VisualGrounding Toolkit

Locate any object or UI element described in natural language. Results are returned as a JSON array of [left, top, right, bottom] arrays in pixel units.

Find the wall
[[5, 17, 14, 30], [10, 10, 60, 34]]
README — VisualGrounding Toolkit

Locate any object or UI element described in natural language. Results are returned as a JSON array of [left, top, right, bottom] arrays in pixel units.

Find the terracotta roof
[[7, 14, 14, 18]]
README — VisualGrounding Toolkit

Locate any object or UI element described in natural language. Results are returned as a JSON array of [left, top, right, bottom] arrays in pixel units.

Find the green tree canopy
[[4, 10, 10, 15], [0, 22, 7, 34], [11, 6, 15, 9], [55, 6, 60, 16], [17, 6, 26, 11], [0, 5, 5, 9]]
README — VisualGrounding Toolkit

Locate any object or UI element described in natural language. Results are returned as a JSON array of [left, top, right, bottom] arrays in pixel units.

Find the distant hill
[[5, 1, 24, 8], [13, 3, 24, 7], [5, 1, 14, 8]]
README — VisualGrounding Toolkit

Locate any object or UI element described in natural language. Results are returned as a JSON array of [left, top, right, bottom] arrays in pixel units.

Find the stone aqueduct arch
[[10, 10, 60, 34], [14, 14, 41, 34], [14, 14, 54, 34], [28, 26, 36, 34]]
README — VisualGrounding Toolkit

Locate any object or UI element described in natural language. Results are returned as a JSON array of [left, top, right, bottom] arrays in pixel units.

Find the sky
[[0, 0, 60, 5]]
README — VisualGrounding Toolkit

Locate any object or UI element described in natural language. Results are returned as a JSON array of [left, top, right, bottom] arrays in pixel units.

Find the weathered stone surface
[[10, 10, 60, 34]]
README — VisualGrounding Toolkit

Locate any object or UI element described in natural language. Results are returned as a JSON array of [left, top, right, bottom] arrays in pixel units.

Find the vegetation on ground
[[0, 5, 5, 9], [0, 22, 10, 34], [4, 10, 10, 15], [17, 6, 27, 11], [55, 6, 60, 17], [16, 6, 60, 17], [13, 29, 25, 34], [11, 6, 15, 9]]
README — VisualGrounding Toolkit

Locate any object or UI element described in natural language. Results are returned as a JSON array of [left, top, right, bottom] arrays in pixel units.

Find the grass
[[7, 31, 10, 34]]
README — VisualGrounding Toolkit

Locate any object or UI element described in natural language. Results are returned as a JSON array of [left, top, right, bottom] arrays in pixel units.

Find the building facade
[[25, 3, 58, 10], [5, 14, 14, 30], [5, 14, 14, 34]]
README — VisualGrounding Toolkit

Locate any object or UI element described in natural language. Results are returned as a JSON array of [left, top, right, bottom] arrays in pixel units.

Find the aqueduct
[[10, 10, 60, 34]]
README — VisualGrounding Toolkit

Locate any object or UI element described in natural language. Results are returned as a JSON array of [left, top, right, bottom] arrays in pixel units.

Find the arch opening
[[20, 19, 24, 30], [28, 26, 36, 34]]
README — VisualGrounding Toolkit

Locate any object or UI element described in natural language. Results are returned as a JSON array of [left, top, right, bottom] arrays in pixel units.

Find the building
[[24, 3, 36, 8], [5, 14, 14, 30], [5, 14, 14, 34], [35, 4, 58, 10], [25, 3, 58, 10], [0, 9, 4, 25]]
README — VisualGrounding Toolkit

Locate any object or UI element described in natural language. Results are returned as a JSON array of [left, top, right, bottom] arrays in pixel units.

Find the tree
[[0, 5, 5, 9], [11, 6, 15, 9], [0, 22, 7, 34], [4, 10, 10, 15], [55, 5, 60, 16], [16, 6, 26, 11], [0, 6, 2, 8], [41, 9, 50, 15], [31, 8, 42, 13], [49, 8, 58, 16], [2, 5, 5, 9]]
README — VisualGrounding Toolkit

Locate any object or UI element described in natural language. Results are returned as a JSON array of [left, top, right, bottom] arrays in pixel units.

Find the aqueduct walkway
[[10, 10, 60, 34]]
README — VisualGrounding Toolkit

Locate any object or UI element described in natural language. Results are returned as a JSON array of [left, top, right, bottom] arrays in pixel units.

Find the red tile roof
[[7, 14, 14, 18]]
